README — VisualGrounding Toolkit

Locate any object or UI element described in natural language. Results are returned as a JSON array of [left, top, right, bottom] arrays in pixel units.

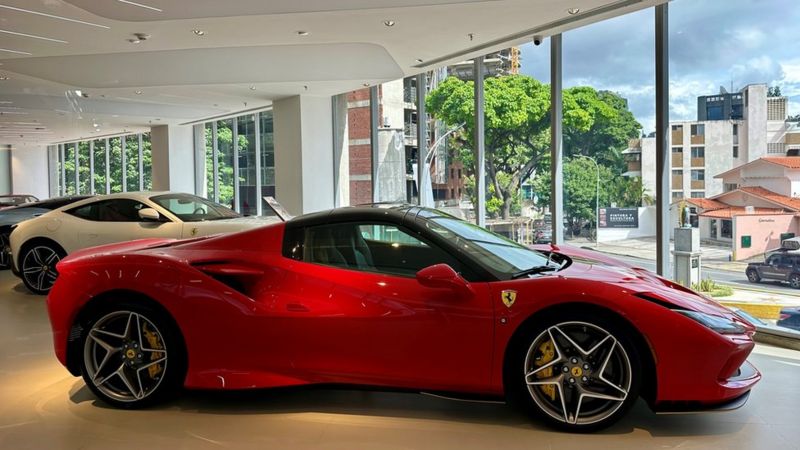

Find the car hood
[[538, 244, 741, 319]]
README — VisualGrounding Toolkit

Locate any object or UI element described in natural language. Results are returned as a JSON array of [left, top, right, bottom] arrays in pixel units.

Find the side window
[[302, 222, 461, 277], [69, 199, 148, 222], [68, 204, 98, 221]]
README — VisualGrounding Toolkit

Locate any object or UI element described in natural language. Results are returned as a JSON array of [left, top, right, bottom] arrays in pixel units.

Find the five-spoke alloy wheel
[[81, 303, 185, 408], [20, 243, 64, 295], [508, 313, 641, 432]]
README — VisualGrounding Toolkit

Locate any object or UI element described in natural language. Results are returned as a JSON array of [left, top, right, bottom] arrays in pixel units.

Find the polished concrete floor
[[1, 270, 799, 450]]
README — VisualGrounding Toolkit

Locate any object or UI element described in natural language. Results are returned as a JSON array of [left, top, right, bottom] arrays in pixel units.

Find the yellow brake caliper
[[142, 323, 165, 379], [535, 340, 557, 401]]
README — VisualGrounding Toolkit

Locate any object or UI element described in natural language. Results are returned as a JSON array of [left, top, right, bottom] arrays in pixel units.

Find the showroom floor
[[0, 271, 798, 450]]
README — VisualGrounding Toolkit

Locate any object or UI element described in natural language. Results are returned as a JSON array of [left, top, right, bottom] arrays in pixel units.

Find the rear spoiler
[[262, 196, 293, 222]]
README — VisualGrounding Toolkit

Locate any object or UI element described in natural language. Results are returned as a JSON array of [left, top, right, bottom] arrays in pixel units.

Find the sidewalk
[[714, 288, 798, 320], [570, 236, 751, 272]]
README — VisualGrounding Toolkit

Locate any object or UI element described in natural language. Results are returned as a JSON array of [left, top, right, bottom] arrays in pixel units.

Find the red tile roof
[[700, 206, 787, 219], [738, 186, 800, 211], [762, 156, 800, 169], [684, 198, 726, 211]]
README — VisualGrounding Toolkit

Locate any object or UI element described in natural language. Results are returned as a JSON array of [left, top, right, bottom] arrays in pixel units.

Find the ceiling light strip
[[0, 47, 32, 55], [0, 29, 68, 43], [414, 0, 644, 68], [0, 4, 110, 29], [117, 0, 162, 12]]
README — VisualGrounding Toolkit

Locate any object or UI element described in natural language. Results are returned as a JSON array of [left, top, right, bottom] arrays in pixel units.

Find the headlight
[[677, 310, 747, 335]]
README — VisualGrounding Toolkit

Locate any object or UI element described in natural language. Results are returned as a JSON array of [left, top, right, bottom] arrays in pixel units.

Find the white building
[[624, 84, 800, 202]]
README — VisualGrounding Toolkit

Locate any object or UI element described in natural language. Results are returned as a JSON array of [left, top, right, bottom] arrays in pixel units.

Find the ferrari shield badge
[[190, 227, 199, 237], [501, 290, 517, 308]]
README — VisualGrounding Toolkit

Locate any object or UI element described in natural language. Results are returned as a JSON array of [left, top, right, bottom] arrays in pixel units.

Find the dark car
[[778, 307, 800, 331], [745, 252, 800, 288], [0, 195, 90, 269]]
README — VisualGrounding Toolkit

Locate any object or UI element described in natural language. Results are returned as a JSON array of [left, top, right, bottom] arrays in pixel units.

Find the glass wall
[[259, 112, 275, 212], [237, 114, 257, 215], [53, 133, 151, 196], [92, 139, 107, 194], [197, 110, 275, 216]]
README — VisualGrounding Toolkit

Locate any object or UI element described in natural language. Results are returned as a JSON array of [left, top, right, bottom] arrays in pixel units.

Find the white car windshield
[[151, 194, 240, 222]]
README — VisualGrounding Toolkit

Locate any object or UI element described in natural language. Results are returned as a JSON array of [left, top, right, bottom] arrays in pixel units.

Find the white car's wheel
[[20, 242, 64, 295]]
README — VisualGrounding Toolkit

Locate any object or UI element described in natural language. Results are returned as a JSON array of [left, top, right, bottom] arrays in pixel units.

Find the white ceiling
[[0, 0, 664, 148]]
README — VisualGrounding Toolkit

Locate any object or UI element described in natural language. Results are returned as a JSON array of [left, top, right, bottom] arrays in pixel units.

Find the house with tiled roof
[[673, 156, 800, 260]]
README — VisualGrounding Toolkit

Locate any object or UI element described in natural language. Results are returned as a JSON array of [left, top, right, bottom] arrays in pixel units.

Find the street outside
[[567, 236, 800, 325]]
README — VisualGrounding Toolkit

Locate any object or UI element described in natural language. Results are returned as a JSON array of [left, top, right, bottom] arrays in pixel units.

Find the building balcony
[[691, 180, 705, 190], [691, 157, 705, 167], [671, 153, 683, 167], [672, 175, 683, 187], [626, 161, 641, 173], [767, 143, 786, 154]]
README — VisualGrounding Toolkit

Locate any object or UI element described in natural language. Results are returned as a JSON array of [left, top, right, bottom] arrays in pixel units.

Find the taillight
[[780, 314, 791, 321]]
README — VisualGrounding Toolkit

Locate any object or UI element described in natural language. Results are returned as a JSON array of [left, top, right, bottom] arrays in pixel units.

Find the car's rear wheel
[[746, 269, 761, 283], [20, 242, 65, 295], [507, 312, 641, 432], [80, 302, 185, 408], [0, 232, 10, 270], [789, 274, 800, 289]]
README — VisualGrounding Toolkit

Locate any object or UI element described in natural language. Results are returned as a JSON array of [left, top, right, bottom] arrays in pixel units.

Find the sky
[[519, 0, 800, 134]]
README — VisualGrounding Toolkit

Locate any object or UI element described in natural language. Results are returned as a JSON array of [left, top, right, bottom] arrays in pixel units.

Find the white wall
[[0, 145, 10, 195], [274, 95, 335, 215], [150, 124, 196, 193], [11, 145, 50, 199], [598, 206, 657, 242]]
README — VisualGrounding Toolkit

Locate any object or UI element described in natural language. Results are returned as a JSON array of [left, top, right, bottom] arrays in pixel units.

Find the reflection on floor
[[0, 270, 798, 450]]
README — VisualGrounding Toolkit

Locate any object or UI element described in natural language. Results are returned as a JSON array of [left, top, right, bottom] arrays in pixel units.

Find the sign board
[[599, 208, 639, 229]]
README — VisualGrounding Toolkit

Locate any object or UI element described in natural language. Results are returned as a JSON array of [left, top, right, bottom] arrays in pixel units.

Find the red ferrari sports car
[[46, 205, 760, 431]]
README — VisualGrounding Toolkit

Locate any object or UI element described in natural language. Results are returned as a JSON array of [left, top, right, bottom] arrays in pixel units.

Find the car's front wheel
[[789, 274, 800, 289], [507, 312, 641, 432], [20, 242, 65, 295], [746, 269, 761, 283], [80, 302, 186, 408]]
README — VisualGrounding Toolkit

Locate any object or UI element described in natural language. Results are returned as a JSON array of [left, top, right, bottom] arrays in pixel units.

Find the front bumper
[[654, 360, 760, 413]]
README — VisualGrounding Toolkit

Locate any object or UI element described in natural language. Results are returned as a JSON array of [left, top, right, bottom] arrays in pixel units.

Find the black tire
[[0, 232, 10, 270], [79, 301, 186, 409], [19, 241, 66, 295], [746, 269, 760, 283], [505, 310, 642, 432], [789, 274, 800, 289]]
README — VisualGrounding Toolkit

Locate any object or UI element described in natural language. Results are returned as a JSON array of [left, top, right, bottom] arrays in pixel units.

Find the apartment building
[[624, 84, 800, 202]]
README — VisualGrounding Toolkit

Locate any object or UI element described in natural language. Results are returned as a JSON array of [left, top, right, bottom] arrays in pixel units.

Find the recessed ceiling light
[[0, 29, 67, 43], [0, 75, 9, 81], [0, 4, 109, 29], [415, 58, 424, 63], [117, 0, 163, 12], [0, 48, 32, 56], [134, 90, 143, 95], [192, 29, 205, 36], [249, 86, 256, 90], [383, 20, 396, 27], [128, 39, 141, 44], [567, 8, 580, 14], [296, 31, 309, 36], [363, 83, 370, 87]]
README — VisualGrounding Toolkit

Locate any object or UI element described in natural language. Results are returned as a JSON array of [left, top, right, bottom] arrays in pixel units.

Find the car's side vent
[[633, 292, 683, 311], [192, 261, 264, 298]]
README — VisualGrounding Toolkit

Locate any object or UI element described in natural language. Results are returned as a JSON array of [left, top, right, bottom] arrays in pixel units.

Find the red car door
[[268, 221, 495, 393]]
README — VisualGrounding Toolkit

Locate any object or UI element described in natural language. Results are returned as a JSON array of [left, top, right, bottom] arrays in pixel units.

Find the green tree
[[426, 75, 641, 219], [768, 86, 782, 97]]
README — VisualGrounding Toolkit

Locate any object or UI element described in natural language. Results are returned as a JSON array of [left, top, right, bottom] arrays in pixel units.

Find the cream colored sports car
[[10, 192, 282, 294]]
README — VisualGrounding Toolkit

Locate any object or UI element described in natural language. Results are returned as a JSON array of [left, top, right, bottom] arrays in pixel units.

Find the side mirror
[[138, 208, 162, 222], [416, 264, 473, 296]]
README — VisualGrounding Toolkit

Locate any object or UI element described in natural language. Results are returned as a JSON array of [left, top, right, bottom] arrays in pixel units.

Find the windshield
[[150, 194, 240, 222], [424, 216, 552, 278]]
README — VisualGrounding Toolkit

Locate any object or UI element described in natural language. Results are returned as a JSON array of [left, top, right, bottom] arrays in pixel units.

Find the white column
[[332, 93, 350, 207], [0, 145, 11, 195], [273, 95, 335, 215], [150, 124, 196, 193], [10, 145, 49, 199]]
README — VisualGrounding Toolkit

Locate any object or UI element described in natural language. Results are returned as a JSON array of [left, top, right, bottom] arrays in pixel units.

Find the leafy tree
[[788, 113, 800, 122], [204, 121, 248, 208], [427, 75, 641, 219]]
